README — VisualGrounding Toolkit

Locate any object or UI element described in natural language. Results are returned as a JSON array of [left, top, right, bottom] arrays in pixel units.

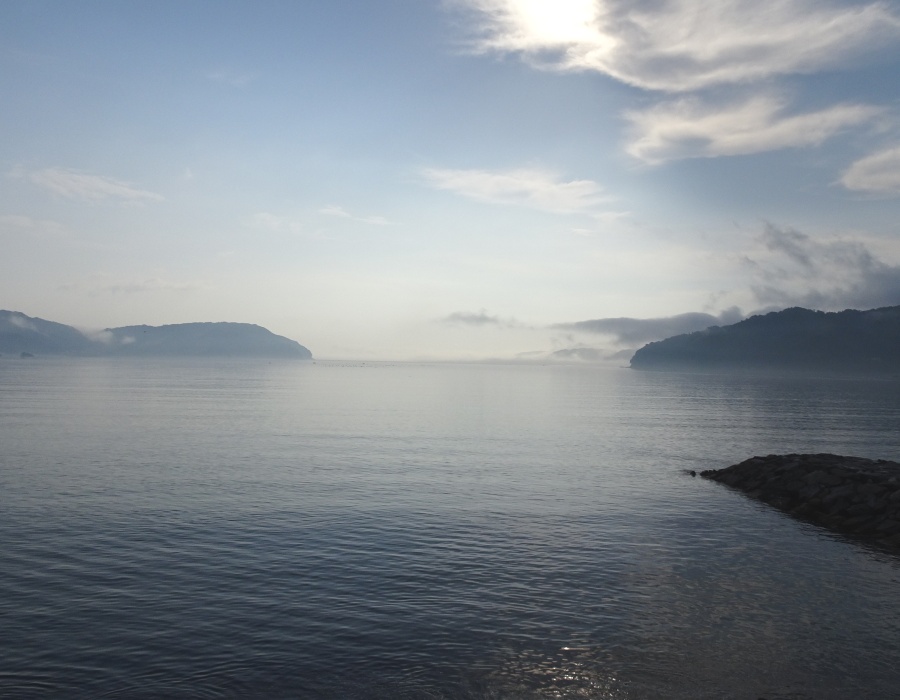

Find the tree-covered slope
[[106, 322, 312, 358], [0, 311, 312, 359], [630, 306, 900, 373]]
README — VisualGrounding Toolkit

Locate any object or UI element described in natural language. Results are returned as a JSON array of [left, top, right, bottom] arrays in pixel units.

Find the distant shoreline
[[0, 310, 312, 360]]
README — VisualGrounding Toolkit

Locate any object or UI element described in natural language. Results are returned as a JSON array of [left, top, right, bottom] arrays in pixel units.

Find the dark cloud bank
[[554, 308, 744, 346], [441, 224, 900, 361], [554, 223, 900, 356], [751, 223, 900, 311]]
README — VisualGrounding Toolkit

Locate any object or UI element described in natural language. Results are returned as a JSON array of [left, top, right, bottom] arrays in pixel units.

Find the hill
[[0, 311, 96, 355], [630, 306, 900, 373], [0, 311, 312, 359]]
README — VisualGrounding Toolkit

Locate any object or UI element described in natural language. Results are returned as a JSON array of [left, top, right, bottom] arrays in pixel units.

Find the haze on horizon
[[3, 0, 900, 360]]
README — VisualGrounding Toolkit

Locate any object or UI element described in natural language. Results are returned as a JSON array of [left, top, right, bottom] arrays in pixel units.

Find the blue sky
[[3, 0, 900, 359]]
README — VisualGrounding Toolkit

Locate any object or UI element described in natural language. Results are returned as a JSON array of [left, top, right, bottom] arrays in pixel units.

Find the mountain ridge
[[629, 305, 900, 373], [0, 311, 312, 359]]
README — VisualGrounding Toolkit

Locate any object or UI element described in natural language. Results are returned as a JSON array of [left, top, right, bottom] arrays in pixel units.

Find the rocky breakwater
[[701, 453, 900, 550]]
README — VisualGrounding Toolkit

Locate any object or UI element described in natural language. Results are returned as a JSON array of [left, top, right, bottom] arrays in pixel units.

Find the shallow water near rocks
[[2, 358, 900, 698]]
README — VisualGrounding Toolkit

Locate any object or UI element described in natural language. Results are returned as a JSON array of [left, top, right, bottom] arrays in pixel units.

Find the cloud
[[7, 312, 38, 332], [14, 167, 163, 204], [79, 328, 116, 344], [441, 309, 522, 327], [423, 167, 614, 215], [841, 145, 900, 195], [457, 0, 900, 92], [0, 214, 70, 238], [320, 205, 352, 218], [319, 205, 391, 225], [101, 278, 204, 295], [554, 307, 744, 345], [554, 222, 900, 351], [626, 96, 881, 163], [747, 222, 900, 310], [247, 212, 304, 234], [550, 346, 624, 362], [60, 276, 207, 296], [456, 2, 900, 166]]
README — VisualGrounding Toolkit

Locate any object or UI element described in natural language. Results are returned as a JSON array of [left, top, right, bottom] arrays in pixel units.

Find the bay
[[1, 358, 900, 698]]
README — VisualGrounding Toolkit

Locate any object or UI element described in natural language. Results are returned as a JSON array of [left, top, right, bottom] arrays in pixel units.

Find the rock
[[846, 503, 872, 517], [876, 519, 900, 534], [822, 484, 856, 503], [701, 453, 900, 552], [805, 470, 843, 487], [859, 482, 887, 496]]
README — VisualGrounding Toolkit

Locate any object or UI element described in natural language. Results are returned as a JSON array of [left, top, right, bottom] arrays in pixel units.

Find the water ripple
[[2, 360, 900, 698]]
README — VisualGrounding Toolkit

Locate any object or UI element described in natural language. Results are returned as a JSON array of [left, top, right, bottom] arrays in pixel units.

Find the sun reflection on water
[[484, 645, 630, 699]]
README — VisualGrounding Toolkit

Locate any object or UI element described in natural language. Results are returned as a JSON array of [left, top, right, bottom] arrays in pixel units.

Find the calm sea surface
[[2, 358, 900, 699]]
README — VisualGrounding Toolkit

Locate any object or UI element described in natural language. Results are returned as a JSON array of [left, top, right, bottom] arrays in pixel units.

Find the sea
[[2, 357, 900, 699]]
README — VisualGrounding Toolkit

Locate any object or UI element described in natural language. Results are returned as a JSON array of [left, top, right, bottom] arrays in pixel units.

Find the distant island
[[0, 310, 312, 359], [630, 305, 900, 374]]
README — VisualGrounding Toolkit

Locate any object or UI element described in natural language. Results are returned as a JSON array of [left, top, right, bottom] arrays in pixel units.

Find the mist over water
[[2, 358, 900, 698]]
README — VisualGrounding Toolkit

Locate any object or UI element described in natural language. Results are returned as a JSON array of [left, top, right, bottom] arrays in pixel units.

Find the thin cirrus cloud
[[626, 96, 882, 164], [459, 0, 900, 92], [101, 277, 204, 295], [247, 212, 304, 234], [841, 146, 900, 195], [14, 167, 163, 204], [58, 276, 206, 296], [0, 214, 70, 239], [319, 205, 391, 226], [423, 167, 614, 215]]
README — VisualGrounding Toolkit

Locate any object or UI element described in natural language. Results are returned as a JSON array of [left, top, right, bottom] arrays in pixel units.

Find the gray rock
[[701, 453, 900, 552]]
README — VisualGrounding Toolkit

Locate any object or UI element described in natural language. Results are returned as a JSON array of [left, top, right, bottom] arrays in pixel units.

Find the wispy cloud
[[423, 167, 614, 215], [247, 212, 304, 234], [457, 0, 900, 92], [102, 278, 204, 294], [60, 276, 207, 296], [13, 167, 163, 204], [554, 308, 744, 345], [747, 222, 900, 310], [6, 312, 38, 332], [626, 96, 881, 164], [0, 214, 70, 239], [455, 1, 899, 164], [319, 205, 391, 225], [841, 145, 900, 196], [441, 309, 522, 328]]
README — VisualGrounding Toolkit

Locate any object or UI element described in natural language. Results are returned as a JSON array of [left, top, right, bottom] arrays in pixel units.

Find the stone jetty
[[701, 453, 900, 550]]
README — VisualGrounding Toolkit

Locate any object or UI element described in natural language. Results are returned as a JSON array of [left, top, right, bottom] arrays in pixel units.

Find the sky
[[3, 0, 900, 360]]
